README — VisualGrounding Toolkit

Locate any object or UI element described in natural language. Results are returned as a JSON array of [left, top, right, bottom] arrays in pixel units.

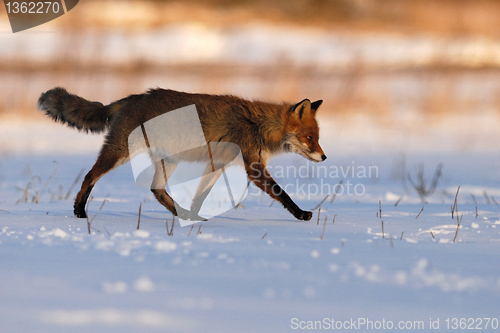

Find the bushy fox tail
[[37, 87, 116, 133]]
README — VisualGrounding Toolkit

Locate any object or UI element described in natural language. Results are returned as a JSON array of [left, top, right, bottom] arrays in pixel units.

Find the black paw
[[74, 208, 87, 218], [295, 210, 312, 221]]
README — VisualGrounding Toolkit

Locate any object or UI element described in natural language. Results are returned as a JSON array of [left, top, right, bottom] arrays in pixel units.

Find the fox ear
[[311, 100, 323, 114], [290, 99, 311, 120]]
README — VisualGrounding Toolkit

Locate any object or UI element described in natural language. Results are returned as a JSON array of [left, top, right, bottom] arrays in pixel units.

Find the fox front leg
[[246, 162, 312, 221]]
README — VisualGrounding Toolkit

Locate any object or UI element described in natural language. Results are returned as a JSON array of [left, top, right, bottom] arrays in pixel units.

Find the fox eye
[[307, 136, 313, 141]]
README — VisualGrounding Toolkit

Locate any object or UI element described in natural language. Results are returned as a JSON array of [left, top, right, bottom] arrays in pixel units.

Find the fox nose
[[321, 154, 327, 161]]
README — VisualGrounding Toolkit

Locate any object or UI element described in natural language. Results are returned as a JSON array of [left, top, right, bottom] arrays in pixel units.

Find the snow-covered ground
[[1, 117, 499, 332], [1, 8, 500, 331]]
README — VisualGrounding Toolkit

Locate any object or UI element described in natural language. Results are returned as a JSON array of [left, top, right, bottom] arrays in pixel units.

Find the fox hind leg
[[74, 146, 128, 218]]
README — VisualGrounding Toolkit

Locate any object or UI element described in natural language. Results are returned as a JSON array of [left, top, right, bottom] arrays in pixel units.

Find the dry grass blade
[[311, 195, 329, 211], [26, 165, 40, 203], [415, 206, 424, 219], [316, 204, 321, 225], [187, 222, 195, 237], [136, 203, 142, 230], [453, 212, 463, 243], [261, 232, 267, 240], [86, 211, 91, 235], [379, 200, 382, 219], [97, 194, 110, 211], [394, 194, 404, 207], [475, 206, 478, 219], [235, 180, 251, 209], [428, 163, 443, 194], [16, 182, 32, 204], [39, 161, 59, 198], [470, 193, 478, 205], [197, 224, 202, 235], [381, 220, 385, 239], [408, 163, 443, 203], [330, 179, 343, 203], [430, 231, 435, 239], [65, 168, 85, 200], [320, 216, 328, 240], [400, 231, 404, 240], [483, 191, 490, 204], [0, 209, 10, 213], [85, 196, 94, 234], [451, 186, 460, 219], [166, 216, 175, 236]]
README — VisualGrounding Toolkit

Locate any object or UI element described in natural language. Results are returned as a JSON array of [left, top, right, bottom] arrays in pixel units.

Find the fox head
[[283, 99, 326, 163]]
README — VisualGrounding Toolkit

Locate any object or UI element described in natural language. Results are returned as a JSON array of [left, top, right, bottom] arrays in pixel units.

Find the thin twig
[[39, 162, 59, 198], [311, 195, 329, 211], [103, 226, 111, 237], [320, 216, 328, 240], [470, 194, 478, 205], [330, 179, 343, 203], [166, 215, 175, 236], [65, 168, 85, 200], [379, 201, 382, 219], [261, 232, 267, 240], [136, 203, 142, 230], [17, 182, 31, 204], [453, 213, 463, 243], [197, 224, 202, 235], [27, 165, 40, 203], [99, 196, 109, 211], [415, 206, 424, 219], [430, 231, 435, 239], [316, 204, 321, 225], [85, 197, 93, 235], [483, 191, 491, 205], [187, 223, 195, 237], [381, 220, 385, 239], [400, 231, 404, 240], [394, 194, 404, 207], [451, 186, 460, 219]]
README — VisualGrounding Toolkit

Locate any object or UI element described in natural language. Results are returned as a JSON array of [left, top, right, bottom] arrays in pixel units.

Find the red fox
[[38, 88, 326, 221]]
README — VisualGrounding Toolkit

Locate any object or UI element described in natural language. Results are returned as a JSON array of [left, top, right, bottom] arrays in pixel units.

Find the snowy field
[[1, 117, 500, 332]]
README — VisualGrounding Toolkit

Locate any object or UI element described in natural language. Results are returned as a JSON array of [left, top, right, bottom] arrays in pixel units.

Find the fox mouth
[[302, 151, 323, 163], [283, 138, 324, 163]]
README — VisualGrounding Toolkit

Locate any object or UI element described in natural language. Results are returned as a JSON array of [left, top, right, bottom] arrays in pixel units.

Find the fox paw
[[295, 210, 313, 221], [74, 208, 87, 219]]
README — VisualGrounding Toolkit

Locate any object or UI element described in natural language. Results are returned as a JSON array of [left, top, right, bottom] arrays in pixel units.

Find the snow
[[1, 119, 500, 332], [1, 18, 500, 332]]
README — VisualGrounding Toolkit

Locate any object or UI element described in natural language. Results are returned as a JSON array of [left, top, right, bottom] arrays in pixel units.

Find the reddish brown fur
[[38, 88, 326, 221]]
